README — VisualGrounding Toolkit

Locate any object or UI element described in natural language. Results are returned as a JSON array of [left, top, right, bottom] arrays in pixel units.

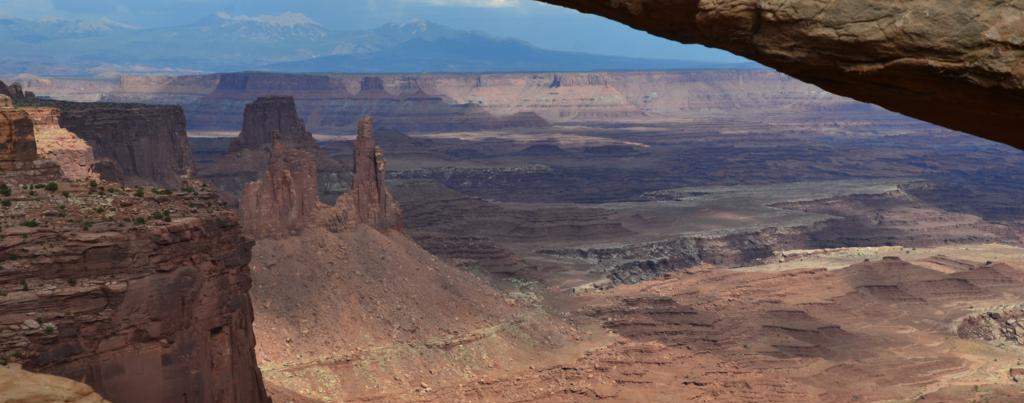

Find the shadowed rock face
[[57, 105, 195, 188], [230, 96, 316, 152], [537, 0, 1024, 149]]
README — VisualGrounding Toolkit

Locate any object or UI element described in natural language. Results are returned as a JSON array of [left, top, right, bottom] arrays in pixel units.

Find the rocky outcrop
[[57, 105, 194, 188], [537, 0, 1024, 148], [325, 117, 402, 232], [0, 179, 268, 403], [0, 97, 61, 185], [230, 96, 316, 152], [240, 136, 321, 239], [0, 365, 109, 403]]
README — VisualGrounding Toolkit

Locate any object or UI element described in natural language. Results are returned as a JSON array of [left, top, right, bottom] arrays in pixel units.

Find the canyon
[[18, 69, 874, 135], [2, 6, 1024, 397], [537, 0, 1024, 149]]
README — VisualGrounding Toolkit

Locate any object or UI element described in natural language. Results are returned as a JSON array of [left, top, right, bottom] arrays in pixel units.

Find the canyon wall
[[56, 105, 194, 188], [0, 180, 268, 402], [537, 0, 1024, 148], [96, 69, 870, 134]]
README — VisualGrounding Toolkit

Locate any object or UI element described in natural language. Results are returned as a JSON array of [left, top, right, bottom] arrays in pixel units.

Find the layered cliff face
[[57, 105, 194, 188], [537, 0, 1024, 148], [98, 70, 878, 129], [106, 72, 549, 134], [0, 178, 268, 403]]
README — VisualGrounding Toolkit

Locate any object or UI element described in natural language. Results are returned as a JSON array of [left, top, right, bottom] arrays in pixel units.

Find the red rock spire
[[350, 116, 401, 231]]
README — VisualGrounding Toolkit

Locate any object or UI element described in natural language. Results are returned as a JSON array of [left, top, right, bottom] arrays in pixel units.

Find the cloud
[[0, 0, 56, 18]]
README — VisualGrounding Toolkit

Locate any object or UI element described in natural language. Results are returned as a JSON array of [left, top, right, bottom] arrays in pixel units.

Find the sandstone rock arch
[[537, 0, 1024, 149]]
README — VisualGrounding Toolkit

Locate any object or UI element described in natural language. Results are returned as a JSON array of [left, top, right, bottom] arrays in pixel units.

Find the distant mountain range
[[0, 14, 754, 76]]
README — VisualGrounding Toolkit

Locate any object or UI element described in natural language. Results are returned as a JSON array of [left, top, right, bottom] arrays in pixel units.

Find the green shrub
[[134, 188, 145, 197], [0, 184, 10, 197], [1, 200, 10, 207], [21, 219, 38, 228], [44, 182, 58, 192]]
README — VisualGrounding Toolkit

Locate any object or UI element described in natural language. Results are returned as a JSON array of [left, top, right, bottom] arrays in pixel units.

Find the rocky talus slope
[[0, 178, 268, 402], [538, 0, 1024, 148], [240, 116, 578, 401]]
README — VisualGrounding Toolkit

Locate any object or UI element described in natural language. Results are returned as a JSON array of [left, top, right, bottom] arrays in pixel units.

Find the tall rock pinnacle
[[350, 116, 402, 231]]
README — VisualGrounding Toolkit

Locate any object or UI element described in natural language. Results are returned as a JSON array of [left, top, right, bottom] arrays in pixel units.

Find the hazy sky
[[0, 0, 747, 63]]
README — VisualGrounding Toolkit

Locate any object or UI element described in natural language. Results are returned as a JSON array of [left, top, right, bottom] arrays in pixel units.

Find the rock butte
[[538, 0, 1024, 149]]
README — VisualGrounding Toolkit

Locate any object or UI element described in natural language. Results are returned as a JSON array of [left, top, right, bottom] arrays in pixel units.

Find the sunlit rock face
[[0, 95, 61, 185], [538, 0, 1024, 149]]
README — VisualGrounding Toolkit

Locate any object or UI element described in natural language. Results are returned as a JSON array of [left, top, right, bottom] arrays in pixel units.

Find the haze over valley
[[1, 1, 1023, 402]]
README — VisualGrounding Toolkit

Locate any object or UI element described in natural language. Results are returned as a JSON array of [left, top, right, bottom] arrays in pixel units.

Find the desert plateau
[[1, 1, 1023, 402]]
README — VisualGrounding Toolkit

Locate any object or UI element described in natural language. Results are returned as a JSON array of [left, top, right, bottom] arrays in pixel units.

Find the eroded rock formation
[[0, 180, 269, 403], [231, 96, 317, 152], [240, 134, 321, 239], [537, 0, 1024, 148], [326, 117, 402, 232], [201, 95, 347, 203]]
